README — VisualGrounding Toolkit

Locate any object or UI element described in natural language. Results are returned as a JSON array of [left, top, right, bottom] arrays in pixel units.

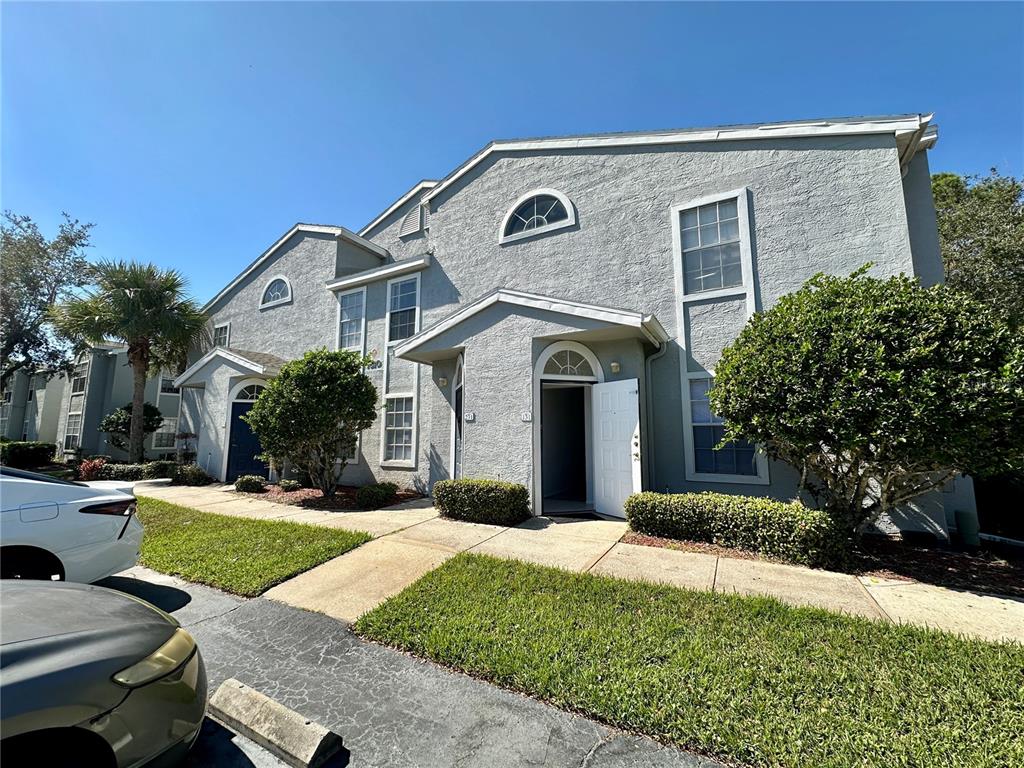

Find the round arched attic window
[[499, 189, 576, 244], [260, 277, 291, 308]]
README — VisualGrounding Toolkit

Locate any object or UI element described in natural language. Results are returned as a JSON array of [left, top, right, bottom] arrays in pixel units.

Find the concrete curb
[[209, 678, 343, 768]]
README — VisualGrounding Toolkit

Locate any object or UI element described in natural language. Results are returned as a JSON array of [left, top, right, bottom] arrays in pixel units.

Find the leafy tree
[[0, 212, 94, 387], [933, 170, 1024, 328], [52, 262, 208, 463], [99, 402, 164, 452], [710, 268, 1024, 542], [243, 348, 377, 497]]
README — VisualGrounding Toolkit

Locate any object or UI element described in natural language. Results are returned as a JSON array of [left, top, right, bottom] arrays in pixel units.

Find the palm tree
[[53, 261, 208, 463]]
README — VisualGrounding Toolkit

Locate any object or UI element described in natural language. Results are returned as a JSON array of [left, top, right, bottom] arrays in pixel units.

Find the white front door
[[591, 378, 641, 518]]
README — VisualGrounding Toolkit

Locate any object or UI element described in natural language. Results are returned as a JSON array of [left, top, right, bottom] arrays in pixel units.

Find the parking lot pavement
[[102, 568, 718, 768]]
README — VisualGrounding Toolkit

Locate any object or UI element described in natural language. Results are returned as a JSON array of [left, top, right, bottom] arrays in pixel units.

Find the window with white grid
[[339, 290, 365, 351], [64, 412, 83, 450], [153, 417, 177, 449], [71, 362, 88, 394], [383, 396, 414, 462], [680, 198, 742, 294], [689, 378, 756, 476], [213, 324, 229, 348], [387, 278, 418, 342]]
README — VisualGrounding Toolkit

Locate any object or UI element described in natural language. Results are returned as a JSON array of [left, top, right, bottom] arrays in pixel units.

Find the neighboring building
[[54, 344, 180, 461], [1, 370, 65, 444], [175, 113, 967, 538]]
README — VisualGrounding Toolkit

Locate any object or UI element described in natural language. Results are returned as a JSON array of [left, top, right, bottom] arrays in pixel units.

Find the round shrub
[[234, 475, 267, 493], [142, 460, 178, 479], [277, 479, 302, 492], [434, 479, 530, 527], [78, 457, 107, 481], [625, 491, 849, 568], [356, 482, 399, 510], [173, 463, 213, 486]]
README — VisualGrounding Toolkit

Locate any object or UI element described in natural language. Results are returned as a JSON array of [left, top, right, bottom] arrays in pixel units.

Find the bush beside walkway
[[357, 553, 1024, 768]]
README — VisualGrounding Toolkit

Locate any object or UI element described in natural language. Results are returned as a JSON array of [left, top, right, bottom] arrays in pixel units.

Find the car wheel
[[0, 546, 65, 581]]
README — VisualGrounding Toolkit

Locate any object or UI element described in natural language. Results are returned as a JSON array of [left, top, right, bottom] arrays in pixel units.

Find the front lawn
[[137, 497, 371, 596], [356, 553, 1023, 768]]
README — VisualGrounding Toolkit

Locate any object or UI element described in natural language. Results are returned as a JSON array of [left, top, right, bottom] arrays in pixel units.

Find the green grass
[[137, 497, 371, 596], [356, 553, 1024, 768]]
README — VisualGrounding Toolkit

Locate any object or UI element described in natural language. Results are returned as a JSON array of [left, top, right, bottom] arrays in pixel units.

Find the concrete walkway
[[138, 485, 1024, 643]]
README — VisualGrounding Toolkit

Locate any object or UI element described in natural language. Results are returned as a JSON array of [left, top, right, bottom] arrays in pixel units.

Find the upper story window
[[213, 323, 230, 348], [387, 276, 419, 343], [679, 197, 742, 294], [160, 377, 179, 395], [1, 391, 10, 404], [260, 276, 292, 309], [499, 188, 576, 244], [338, 289, 365, 352], [71, 361, 88, 394]]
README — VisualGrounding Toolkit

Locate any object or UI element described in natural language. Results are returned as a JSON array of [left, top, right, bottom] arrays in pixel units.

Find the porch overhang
[[173, 348, 287, 388], [394, 288, 670, 364]]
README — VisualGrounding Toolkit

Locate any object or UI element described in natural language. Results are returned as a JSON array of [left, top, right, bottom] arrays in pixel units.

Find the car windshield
[[0, 466, 85, 487]]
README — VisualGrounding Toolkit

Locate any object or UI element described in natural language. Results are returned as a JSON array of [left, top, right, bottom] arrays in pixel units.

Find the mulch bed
[[623, 531, 1024, 598], [236, 484, 422, 512]]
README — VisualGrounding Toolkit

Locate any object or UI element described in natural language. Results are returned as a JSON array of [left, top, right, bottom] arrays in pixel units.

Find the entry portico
[[395, 289, 669, 517]]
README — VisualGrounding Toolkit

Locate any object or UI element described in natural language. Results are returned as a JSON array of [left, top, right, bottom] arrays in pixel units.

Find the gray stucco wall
[[901, 151, 944, 287]]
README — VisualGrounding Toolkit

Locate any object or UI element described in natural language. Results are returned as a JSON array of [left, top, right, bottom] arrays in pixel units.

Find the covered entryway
[[226, 383, 268, 481], [541, 383, 590, 513]]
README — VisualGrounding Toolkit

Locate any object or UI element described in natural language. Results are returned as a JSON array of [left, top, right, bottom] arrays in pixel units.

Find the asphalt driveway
[[100, 567, 717, 768]]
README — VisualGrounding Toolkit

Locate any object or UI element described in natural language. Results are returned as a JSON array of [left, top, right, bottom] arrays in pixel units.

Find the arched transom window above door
[[235, 384, 265, 401], [543, 349, 595, 378], [499, 189, 576, 244]]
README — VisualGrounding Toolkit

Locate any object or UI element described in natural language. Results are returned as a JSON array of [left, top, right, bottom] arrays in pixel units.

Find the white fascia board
[[424, 115, 936, 206], [337, 228, 390, 260], [173, 348, 264, 388], [325, 254, 431, 293], [358, 180, 439, 237], [395, 289, 668, 358]]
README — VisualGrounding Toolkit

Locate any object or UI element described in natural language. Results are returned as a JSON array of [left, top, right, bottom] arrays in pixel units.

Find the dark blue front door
[[227, 401, 268, 481]]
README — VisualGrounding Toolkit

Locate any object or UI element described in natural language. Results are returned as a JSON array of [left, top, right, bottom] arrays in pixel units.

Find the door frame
[[531, 341, 604, 516], [220, 377, 267, 482], [449, 354, 465, 479]]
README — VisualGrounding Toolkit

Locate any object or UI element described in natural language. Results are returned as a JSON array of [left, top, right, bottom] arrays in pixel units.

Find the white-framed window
[[64, 412, 83, 450], [386, 275, 419, 343], [680, 198, 742, 294], [153, 416, 177, 449], [260, 275, 292, 309], [160, 377, 179, 395], [382, 395, 415, 464], [682, 374, 768, 484], [235, 384, 265, 401], [1, 391, 10, 404], [71, 361, 88, 394], [213, 323, 230, 348], [499, 188, 576, 244], [338, 287, 366, 352]]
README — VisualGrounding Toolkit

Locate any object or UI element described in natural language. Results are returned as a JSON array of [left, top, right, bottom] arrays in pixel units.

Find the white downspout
[[643, 340, 670, 491]]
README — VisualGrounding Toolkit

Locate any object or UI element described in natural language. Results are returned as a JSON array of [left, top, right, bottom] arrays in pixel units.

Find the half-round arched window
[[543, 349, 594, 378], [499, 188, 576, 244], [235, 384, 265, 401], [260, 276, 291, 309]]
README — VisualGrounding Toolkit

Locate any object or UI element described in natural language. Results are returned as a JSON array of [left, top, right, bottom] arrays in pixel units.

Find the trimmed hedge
[[277, 479, 302, 492], [234, 475, 267, 493], [0, 441, 56, 468], [434, 479, 530, 527], [173, 463, 214, 486], [99, 460, 179, 482], [624, 491, 850, 568], [356, 482, 399, 510]]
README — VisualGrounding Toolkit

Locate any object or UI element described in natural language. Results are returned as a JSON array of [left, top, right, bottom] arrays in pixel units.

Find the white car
[[0, 467, 143, 583]]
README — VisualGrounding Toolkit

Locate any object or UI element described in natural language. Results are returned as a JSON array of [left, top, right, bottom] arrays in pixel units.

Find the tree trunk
[[128, 345, 148, 464]]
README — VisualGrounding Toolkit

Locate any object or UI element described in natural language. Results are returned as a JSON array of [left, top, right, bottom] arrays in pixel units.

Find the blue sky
[[3, 2, 1021, 303]]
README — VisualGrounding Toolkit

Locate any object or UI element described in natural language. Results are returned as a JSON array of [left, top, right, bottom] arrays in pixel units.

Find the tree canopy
[[243, 348, 378, 497], [100, 402, 164, 452], [52, 261, 208, 462], [0, 212, 94, 387], [933, 169, 1024, 329], [710, 268, 1024, 539]]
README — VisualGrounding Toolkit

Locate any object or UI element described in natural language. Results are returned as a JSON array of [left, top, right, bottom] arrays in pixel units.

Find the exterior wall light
[[609, 361, 621, 374], [438, 377, 449, 387]]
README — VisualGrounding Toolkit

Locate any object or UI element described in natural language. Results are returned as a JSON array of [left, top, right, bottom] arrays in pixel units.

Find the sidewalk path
[[139, 485, 1024, 643]]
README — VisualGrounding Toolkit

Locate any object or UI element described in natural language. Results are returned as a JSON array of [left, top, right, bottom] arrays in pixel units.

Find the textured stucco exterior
[[179, 118, 954, 537]]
